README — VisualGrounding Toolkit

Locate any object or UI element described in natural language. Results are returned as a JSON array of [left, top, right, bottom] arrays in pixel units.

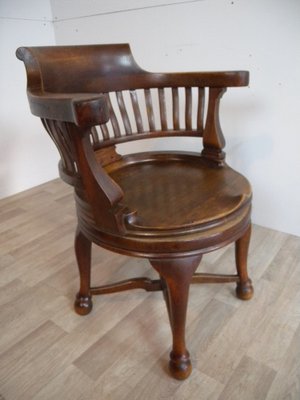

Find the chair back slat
[[43, 119, 77, 175], [116, 91, 132, 135], [172, 88, 180, 130], [144, 89, 156, 131], [90, 126, 100, 145], [106, 94, 121, 138], [130, 90, 144, 132], [100, 124, 110, 140], [185, 87, 192, 130], [197, 88, 205, 132], [158, 88, 168, 130]]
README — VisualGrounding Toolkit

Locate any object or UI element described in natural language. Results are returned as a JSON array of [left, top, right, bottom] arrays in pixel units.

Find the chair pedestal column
[[150, 255, 202, 380]]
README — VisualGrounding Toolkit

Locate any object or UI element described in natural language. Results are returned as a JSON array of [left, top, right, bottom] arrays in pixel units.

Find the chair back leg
[[74, 227, 93, 315], [235, 224, 254, 300]]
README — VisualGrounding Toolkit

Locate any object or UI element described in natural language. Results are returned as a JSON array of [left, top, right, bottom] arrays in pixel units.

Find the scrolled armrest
[[27, 91, 109, 128]]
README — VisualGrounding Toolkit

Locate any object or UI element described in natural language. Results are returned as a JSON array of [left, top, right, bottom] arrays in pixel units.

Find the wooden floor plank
[[31, 365, 94, 400], [196, 278, 279, 384], [0, 321, 65, 386], [217, 355, 276, 400], [73, 294, 166, 381], [188, 298, 236, 361], [266, 324, 300, 400]]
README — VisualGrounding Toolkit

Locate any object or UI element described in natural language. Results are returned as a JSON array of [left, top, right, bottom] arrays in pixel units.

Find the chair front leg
[[235, 224, 254, 300], [74, 226, 93, 315], [150, 255, 202, 380]]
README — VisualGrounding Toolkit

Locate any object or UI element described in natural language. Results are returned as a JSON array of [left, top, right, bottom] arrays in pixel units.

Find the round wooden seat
[[107, 152, 252, 233]]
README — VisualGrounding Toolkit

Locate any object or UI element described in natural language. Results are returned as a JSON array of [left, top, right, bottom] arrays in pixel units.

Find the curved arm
[[140, 70, 249, 89], [27, 91, 109, 128]]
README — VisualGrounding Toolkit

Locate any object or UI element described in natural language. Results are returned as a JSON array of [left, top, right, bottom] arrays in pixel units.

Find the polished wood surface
[[107, 153, 251, 230], [0, 182, 299, 399], [17, 43, 253, 379]]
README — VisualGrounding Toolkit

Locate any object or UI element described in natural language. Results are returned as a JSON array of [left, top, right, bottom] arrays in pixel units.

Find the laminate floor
[[0, 179, 299, 400]]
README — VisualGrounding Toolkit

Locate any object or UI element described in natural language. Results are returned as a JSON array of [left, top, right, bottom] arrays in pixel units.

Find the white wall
[[1, 0, 300, 238], [0, 0, 58, 199], [51, 0, 300, 237]]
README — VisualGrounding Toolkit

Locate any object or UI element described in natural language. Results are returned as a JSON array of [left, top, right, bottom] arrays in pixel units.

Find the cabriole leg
[[74, 226, 93, 315], [150, 255, 202, 380], [235, 224, 254, 300]]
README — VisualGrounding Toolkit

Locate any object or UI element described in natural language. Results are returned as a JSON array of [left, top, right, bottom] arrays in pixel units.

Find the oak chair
[[17, 44, 253, 380]]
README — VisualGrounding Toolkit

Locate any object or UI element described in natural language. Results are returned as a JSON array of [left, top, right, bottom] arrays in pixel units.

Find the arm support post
[[202, 87, 227, 165], [68, 123, 127, 233]]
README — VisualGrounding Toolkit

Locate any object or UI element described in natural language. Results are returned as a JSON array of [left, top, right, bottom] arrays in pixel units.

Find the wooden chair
[[17, 44, 253, 380]]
